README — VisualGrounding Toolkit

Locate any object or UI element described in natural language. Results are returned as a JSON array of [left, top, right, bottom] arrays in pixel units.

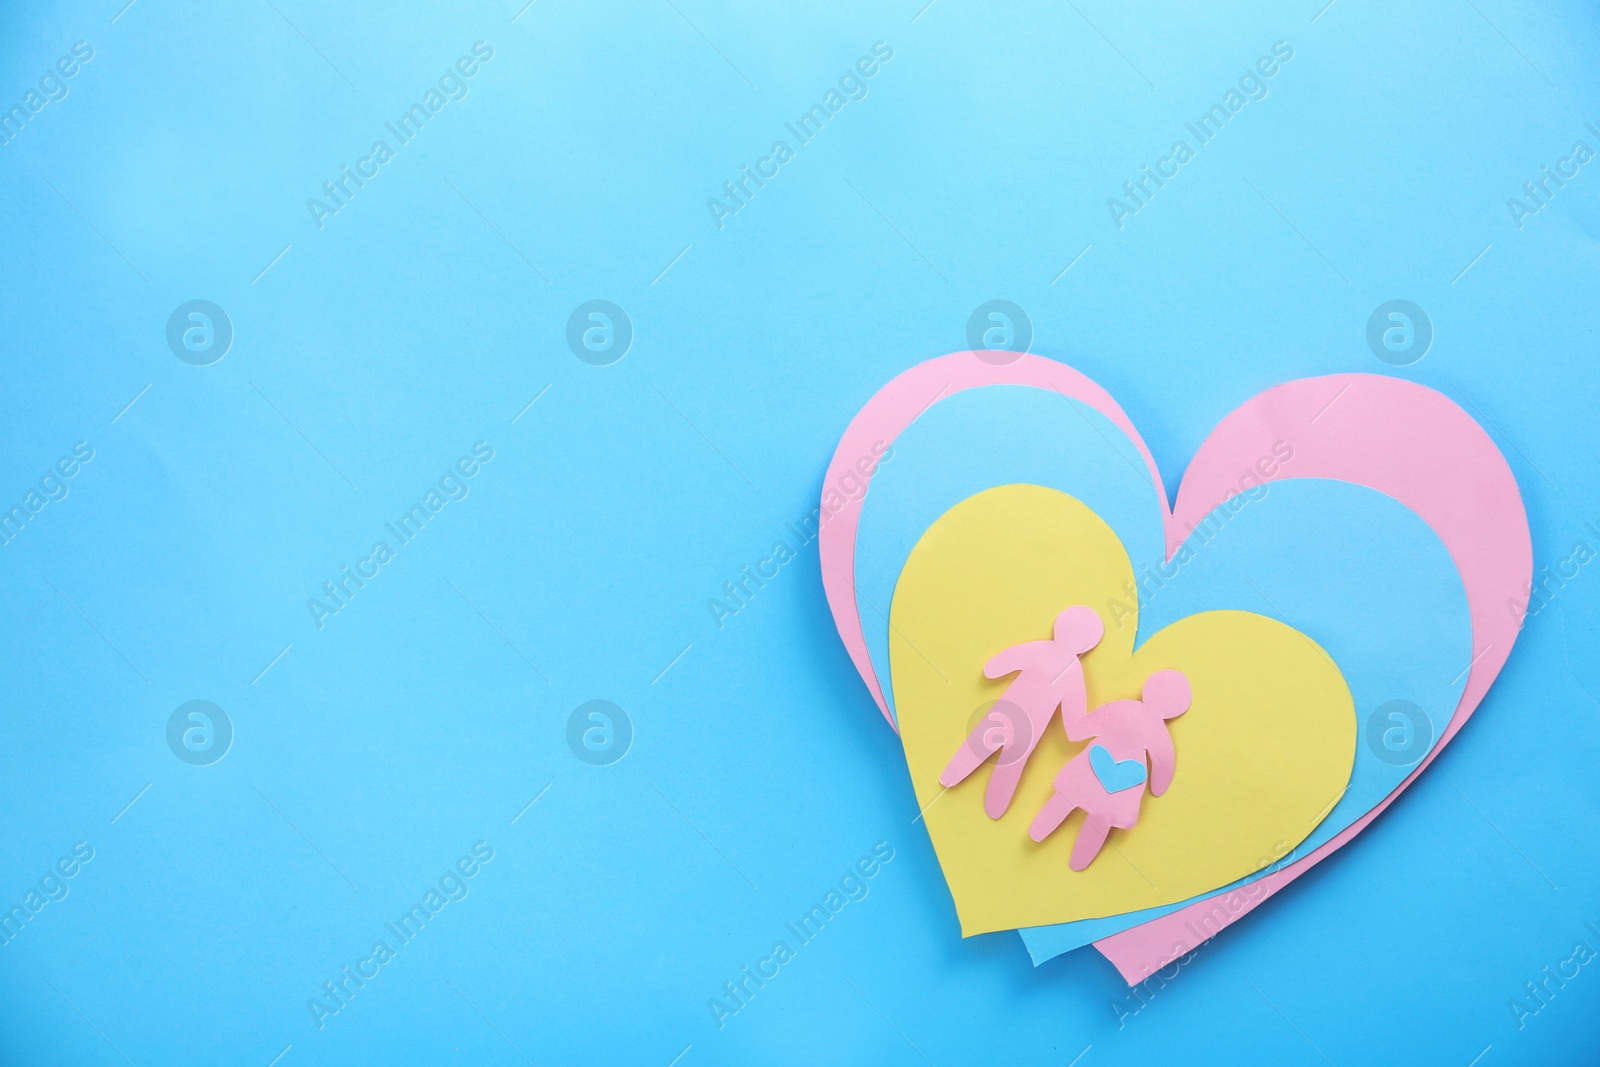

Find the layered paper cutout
[[1031, 671, 1192, 872], [891, 484, 1354, 935], [939, 604, 1105, 821], [1094, 372, 1529, 982], [854, 385, 1161, 721], [1017, 478, 1470, 959], [851, 382, 1471, 953], [820, 354, 1530, 982]]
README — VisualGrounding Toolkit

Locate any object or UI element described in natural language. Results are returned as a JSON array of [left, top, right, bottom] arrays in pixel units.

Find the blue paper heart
[[1088, 745, 1147, 794]]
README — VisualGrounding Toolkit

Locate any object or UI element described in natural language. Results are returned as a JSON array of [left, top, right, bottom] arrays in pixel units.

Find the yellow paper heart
[[891, 484, 1355, 935]]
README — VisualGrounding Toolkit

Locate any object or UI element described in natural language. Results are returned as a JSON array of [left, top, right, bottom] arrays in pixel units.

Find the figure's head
[[1142, 669, 1191, 719], [1053, 605, 1104, 654]]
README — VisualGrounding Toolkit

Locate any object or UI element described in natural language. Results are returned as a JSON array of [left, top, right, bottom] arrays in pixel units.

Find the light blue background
[[2, 0, 1598, 1064]]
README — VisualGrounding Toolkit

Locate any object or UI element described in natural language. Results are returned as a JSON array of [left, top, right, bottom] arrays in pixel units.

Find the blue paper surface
[[3, 1, 1598, 1063]]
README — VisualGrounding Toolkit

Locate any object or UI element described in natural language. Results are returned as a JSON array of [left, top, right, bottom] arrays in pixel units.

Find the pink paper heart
[[820, 353, 1530, 983]]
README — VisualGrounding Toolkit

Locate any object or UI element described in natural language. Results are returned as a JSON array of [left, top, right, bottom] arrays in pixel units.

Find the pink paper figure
[[939, 605, 1104, 819], [1029, 669, 1191, 871]]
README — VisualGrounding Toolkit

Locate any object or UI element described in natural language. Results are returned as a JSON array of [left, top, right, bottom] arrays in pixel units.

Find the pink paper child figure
[[1029, 669, 1192, 871], [939, 605, 1104, 819]]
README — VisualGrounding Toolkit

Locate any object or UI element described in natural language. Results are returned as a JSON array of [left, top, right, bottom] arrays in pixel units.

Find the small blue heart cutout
[[1089, 745, 1147, 794]]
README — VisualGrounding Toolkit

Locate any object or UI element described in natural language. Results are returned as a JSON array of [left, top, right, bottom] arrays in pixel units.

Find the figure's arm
[[1058, 677, 1109, 743], [1053, 662, 1095, 741], [1065, 697, 1130, 743], [1146, 727, 1177, 796], [983, 640, 1055, 679], [945, 644, 1066, 819], [940, 679, 1054, 819]]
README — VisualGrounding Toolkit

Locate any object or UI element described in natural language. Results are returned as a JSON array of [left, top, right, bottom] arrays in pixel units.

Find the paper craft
[[891, 484, 1355, 935], [1087, 743, 1152, 795], [939, 605, 1104, 820], [937, 604, 1194, 871], [822, 357, 1161, 726], [1031, 671, 1190, 871], [820, 353, 1530, 980], [1092, 372, 1530, 983], [1016, 477, 1469, 958], [853, 385, 1162, 722], [849, 378, 1472, 953]]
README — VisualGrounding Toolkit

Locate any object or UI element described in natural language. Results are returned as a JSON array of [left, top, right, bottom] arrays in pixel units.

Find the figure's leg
[[939, 719, 999, 789], [1069, 814, 1112, 871], [983, 740, 1036, 820], [941, 699, 1040, 819], [1029, 792, 1077, 842], [1032, 755, 1095, 841]]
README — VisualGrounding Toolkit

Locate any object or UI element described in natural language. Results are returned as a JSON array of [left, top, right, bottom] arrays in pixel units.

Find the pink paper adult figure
[[939, 605, 1104, 819], [1029, 669, 1191, 870]]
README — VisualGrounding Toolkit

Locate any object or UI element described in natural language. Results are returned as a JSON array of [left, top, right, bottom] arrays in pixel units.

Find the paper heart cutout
[[891, 482, 1355, 933], [853, 396, 1470, 957], [851, 388, 1472, 953], [1088, 746, 1147, 794], [820, 354, 1530, 982]]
